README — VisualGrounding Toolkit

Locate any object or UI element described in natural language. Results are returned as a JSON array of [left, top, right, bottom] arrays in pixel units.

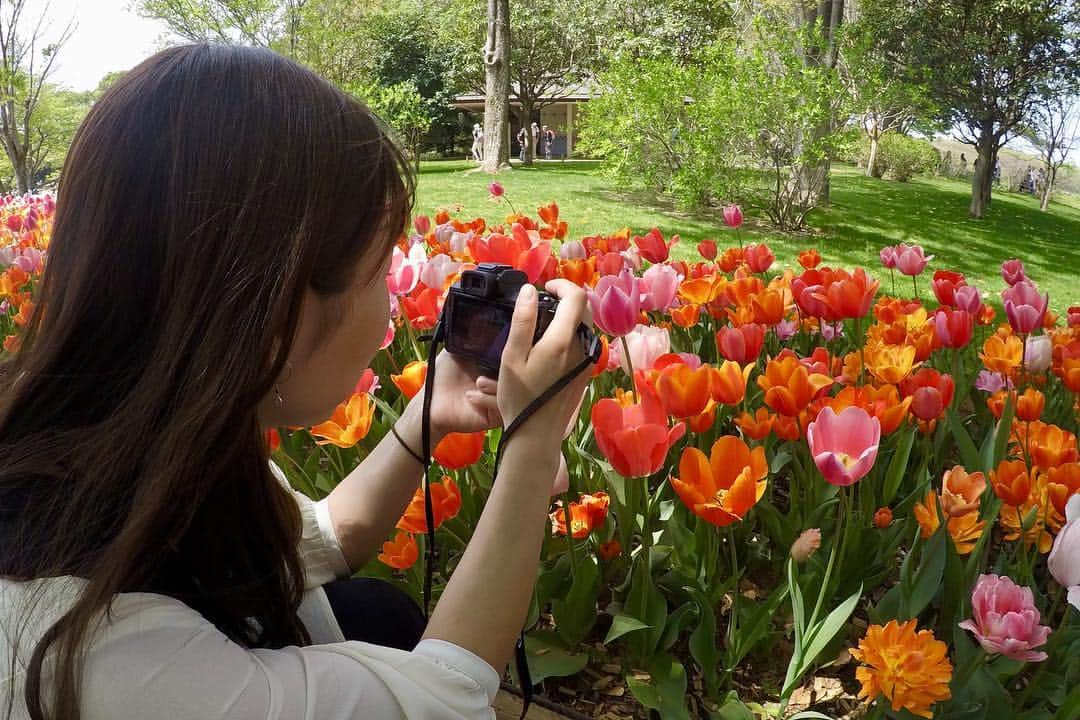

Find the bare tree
[[1028, 93, 1079, 211], [480, 0, 510, 172], [0, 0, 73, 193]]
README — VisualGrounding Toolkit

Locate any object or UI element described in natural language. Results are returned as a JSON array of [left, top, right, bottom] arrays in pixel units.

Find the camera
[[442, 263, 601, 377]]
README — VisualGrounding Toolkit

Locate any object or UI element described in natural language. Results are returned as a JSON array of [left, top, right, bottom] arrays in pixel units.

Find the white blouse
[[0, 464, 500, 719]]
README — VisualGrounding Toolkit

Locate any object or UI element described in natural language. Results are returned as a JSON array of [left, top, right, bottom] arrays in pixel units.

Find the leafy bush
[[876, 132, 940, 181]]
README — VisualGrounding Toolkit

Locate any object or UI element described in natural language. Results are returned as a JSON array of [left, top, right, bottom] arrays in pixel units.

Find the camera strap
[[417, 320, 595, 720]]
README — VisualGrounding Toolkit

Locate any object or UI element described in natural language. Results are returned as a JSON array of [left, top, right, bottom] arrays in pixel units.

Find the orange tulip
[[591, 378, 686, 478], [711, 361, 754, 406], [736, 408, 773, 440], [401, 286, 443, 330], [913, 489, 985, 555], [433, 431, 486, 469], [1047, 462, 1080, 516], [986, 390, 1008, 419], [598, 539, 623, 560], [940, 465, 986, 517], [397, 476, 462, 534], [678, 275, 725, 305], [558, 257, 598, 287], [378, 530, 419, 569], [814, 267, 879, 321], [688, 403, 717, 433], [392, 360, 427, 400], [670, 303, 702, 328], [671, 436, 768, 527], [757, 355, 833, 417], [12, 299, 33, 327], [550, 491, 610, 538], [655, 362, 714, 418], [1015, 388, 1045, 423], [798, 249, 822, 269], [310, 392, 375, 448], [991, 459, 1034, 506], [750, 289, 786, 326], [981, 333, 1024, 376], [1027, 421, 1079, 471], [771, 412, 801, 440], [266, 428, 281, 453], [828, 384, 911, 435], [863, 341, 918, 385], [592, 335, 611, 377], [874, 507, 893, 528]]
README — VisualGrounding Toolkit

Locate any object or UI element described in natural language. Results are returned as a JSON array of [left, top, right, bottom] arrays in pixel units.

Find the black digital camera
[[442, 263, 601, 377]]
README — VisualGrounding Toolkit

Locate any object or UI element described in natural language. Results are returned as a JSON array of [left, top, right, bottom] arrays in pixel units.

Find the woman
[[471, 122, 483, 162], [0, 45, 592, 719]]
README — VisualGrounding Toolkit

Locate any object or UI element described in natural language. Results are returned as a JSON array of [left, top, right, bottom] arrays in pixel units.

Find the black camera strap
[[416, 319, 595, 720]]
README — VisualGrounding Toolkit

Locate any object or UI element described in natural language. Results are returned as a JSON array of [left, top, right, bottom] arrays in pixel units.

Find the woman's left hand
[[423, 350, 502, 440]]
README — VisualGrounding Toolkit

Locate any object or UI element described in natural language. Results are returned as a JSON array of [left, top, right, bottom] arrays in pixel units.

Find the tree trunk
[[1040, 166, 1056, 211], [520, 100, 535, 165], [968, 141, 994, 219], [481, 0, 511, 173], [866, 133, 880, 178]]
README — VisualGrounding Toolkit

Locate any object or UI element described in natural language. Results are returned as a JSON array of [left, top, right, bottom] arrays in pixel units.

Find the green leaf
[[624, 552, 668, 662], [906, 527, 947, 619], [982, 395, 1015, 471], [882, 423, 916, 504], [687, 587, 720, 696], [1053, 684, 1080, 720], [947, 408, 983, 472], [658, 601, 698, 652], [788, 557, 806, 644], [712, 691, 755, 720], [523, 632, 589, 684], [603, 613, 652, 645], [551, 557, 601, 647], [788, 585, 862, 697], [625, 654, 692, 720]]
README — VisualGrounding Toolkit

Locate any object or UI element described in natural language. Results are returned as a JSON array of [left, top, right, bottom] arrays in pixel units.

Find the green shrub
[[877, 132, 940, 181]]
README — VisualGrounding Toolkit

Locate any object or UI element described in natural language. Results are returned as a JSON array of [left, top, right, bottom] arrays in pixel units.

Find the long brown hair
[[0, 44, 412, 719]]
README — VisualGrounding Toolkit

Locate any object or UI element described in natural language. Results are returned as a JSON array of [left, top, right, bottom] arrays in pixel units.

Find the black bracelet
[[390, 424, 427, 468]]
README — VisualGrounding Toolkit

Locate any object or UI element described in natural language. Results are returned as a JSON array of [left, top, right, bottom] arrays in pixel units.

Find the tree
[[1027, 93, 1080, 211], [135, 0, 292, 47], [354, 80, 433, 173], [865, 0, 1080, 219], [480, 0, 510, 172], [0, 0, 73, 193]]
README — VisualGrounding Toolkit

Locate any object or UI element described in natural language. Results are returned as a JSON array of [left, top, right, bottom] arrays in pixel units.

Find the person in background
[[543, 125, 555, 160], [530, 122, 540, 161], [470, 122, 483, 162], [516, 125, 528, 162]]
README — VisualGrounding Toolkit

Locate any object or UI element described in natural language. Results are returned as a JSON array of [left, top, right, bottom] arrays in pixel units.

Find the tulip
[[640, 263, 680, 312], [807, 406, 881, 486], [697, 239, 717, 260], [671, 436, 768, 527], [634, 227, 674, 264], [413, 215, 431, 234], [932, 270, 965, 307], [954, 285, 984, 314], [813, 268, 879, 321], [670, 303, 702, 328], [716, 323, 766, 364], [758, 355, 834, 417], [743, 243, 775, 273], [934, 308, 974, 348], [1002, 280, 1049, 335], [588, 269, 640, 337], [879, 245, 898, 269], [397, 476, 462, 533], [1000, 258, 1026, 286], [981, 332, 1024, 376], [1025, 334, 1052, 373], [488, 181, 505, 198], [864, 341, 918, 385], [798, 249, 822, 269], [420, 253, 461, 290], [874, 507, 893, 528], [379, 530, 419, 570], [736, 407, 773, 440], [391, 360, 427, 400], [655, 361, 714, 418], [1027, 421, 1079, 470], [559, 239, 587, 260], [711, 360, 753, 406], [901, 368, 955, 421], [1015, 387, 1046, 423], [401, 286, 442, 330], [723, 204, 743, 228], [791, 528, 822, 562], [1048, 495, 1080, 611], [433, 431, 486, 470], [612, 324, 670, 374], [959, 574, 1050, 662], [1069, 306, 1080, 328], [991, 459, 1034, 506], [310, 392, 375, 448], [550, 491, 610, 538], [386, 245, 424, 296], [591, 379, 686, 478], [598, 539, 623, 561], [895, 244, 933, 276], [941, 466, 987, 517], [974, 370, 1009, 394]]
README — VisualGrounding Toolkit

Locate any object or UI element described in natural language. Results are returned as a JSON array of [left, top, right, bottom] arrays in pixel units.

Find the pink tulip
[[640, 263, 679, 312], [775, 318, 798, 341], [1025, 334, 1052, 373], [895, 243, 934, 276], [488, 181, 505, 198], [1003, 280, 1049, 335], [558, 240, 586, 260], [420, 253, 461, 290], [975, 370, 1011, 394], [1048, 495, 1080, 612], [879, 245, 898, 270], [807, 406, 881, 487], [611, 324, 670, 373], [954, 285, 984, 314], [385, 245, 424, 296], [413, 215, 431, 235], [959, 574, 1050, 662], [744, 243, 774, 273], [5, 214, 21, 233], [588, 269, 641, 337], [723, 205, 743, 229], [1001, 258, 1026, 286]]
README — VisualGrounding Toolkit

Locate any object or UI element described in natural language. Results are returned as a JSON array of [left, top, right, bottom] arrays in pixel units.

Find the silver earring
[[274, 361, 292, 408]]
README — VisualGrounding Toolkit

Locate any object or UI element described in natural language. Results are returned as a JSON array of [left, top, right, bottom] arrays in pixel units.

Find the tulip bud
[[488, 181, 505, 198], [874, 507, 893, 528], [791, 528, 822, 562], [1025, 334, 1052, 373], [723, 204, 743, 229]]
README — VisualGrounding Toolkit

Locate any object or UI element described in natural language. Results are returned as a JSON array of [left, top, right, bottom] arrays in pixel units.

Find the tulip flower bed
[[5, 190, 1080, 719]]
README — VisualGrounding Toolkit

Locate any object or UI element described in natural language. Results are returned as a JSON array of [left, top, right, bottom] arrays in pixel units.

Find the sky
[[38, 0, 173, 92]]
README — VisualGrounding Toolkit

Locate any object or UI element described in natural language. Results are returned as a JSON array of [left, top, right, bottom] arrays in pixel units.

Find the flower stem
[[808, 486, 846, 629], [620, 334, 637, 401]]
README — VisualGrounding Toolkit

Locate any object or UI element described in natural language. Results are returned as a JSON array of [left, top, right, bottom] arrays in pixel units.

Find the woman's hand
[[496, 280, 594, 457], [421, 350, 502, 441]]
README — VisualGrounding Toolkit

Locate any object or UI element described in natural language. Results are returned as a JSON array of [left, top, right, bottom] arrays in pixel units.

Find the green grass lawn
[[414, 159, 1080, 308]]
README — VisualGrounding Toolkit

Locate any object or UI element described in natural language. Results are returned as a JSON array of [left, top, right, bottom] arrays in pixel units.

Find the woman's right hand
[[495, 279, 593, 457]]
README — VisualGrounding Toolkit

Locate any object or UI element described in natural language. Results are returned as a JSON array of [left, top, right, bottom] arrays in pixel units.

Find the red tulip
[[697, 239, 718, 260], [488, 181, 505, 198], [743, 243, 775, 273], [634, 228, 675, 264], [716, 323, 766, 364], [931, 270, 965, 307], [901, 368, 955, 421], [591, 379, 686, 478], [934, 308, 974, 348]]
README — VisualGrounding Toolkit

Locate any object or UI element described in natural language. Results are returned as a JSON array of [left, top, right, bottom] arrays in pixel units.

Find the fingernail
[[519, 284, 536, 300]]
